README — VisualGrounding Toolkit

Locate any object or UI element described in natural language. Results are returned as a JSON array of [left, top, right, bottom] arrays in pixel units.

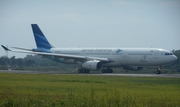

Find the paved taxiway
[[0, 70, 180, 78]]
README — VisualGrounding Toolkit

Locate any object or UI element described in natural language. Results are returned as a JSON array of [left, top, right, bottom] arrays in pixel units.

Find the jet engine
[[123, 66, 143, 71], [81, 60, 103, 71]]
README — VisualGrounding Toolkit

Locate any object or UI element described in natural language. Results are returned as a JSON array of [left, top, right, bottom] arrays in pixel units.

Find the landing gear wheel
[[109, 69, 113, 73], [85, 70, 90, 73], [78, 69, 82, 73], [101, 69, 113, 73], [101, 69, 105, 73], [156, 66, 162, 74], [78, 69, 89, 73], [156, 70, 161, 74]]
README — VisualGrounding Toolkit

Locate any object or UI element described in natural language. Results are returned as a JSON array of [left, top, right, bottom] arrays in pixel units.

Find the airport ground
[[0, 70, 180, 107], [0, 70, 180, 78]]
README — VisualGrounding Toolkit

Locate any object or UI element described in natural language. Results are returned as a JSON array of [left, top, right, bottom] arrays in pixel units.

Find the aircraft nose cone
[[172, 55, 178, 62], [175, 55, 178, 61]]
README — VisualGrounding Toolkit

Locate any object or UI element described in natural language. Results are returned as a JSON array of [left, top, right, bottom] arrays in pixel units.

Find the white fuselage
[[51, 48, 177, 67]]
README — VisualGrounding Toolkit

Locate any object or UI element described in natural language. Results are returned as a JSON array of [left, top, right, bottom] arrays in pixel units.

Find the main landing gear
[[101, 68, 113, 73], [78, 69, 90, 73], [77, 68, 114, 73], [156, 66, 161, 74]]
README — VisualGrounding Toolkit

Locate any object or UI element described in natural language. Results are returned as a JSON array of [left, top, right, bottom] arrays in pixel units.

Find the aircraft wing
[[1, 45, 110, 62], [11, 46, 33, 51]]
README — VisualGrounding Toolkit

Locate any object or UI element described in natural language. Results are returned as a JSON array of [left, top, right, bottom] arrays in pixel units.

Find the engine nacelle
[[81, 60, 103, 71], [123, 66, 143, 71]]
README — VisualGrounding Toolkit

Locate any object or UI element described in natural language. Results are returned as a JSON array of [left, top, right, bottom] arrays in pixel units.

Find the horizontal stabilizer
[[1, 45, 11, 51]]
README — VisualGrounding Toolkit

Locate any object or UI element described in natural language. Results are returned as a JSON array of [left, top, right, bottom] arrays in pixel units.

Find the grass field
[[0, 72, 180, 107]]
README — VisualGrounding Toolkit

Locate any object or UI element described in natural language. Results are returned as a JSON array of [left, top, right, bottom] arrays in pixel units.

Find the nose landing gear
[[156, 66, 161, 74]]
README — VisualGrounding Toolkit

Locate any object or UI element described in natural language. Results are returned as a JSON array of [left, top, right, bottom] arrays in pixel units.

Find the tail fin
[[31, 24, 53, 49]]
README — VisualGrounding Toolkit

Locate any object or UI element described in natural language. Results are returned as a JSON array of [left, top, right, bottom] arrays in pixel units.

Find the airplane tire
[[109, 69, 113, 73], [85, 70, 90, 73], [102, 69, 113, 73], [78, 69, 89, 73], [156, 70, 161, 74], [106, 69, 113, 73], [78, 69, 82, 73], [101, 69, 105, 73]]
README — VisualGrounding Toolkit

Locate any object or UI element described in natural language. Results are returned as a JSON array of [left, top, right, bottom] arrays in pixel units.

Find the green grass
[[0, 72, 180, 107]]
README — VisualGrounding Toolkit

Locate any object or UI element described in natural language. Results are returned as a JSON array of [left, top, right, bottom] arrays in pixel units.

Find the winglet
[[1, 45, 11, 51]]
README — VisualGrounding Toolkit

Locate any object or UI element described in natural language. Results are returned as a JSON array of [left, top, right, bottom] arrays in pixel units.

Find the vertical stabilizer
[[31, 24, 53, 49]]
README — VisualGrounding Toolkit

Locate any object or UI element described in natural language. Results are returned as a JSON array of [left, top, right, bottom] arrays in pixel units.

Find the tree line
[[0, 54, 76, 71]]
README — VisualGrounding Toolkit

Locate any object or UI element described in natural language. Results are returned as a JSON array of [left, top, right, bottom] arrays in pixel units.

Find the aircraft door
[[153, 50, 159, 59], [122, 51, 127, 58], [122, 50, 129, 60]]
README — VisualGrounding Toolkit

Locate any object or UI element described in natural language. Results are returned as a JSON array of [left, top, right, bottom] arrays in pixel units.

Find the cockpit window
[[165, 53, 173, 55]]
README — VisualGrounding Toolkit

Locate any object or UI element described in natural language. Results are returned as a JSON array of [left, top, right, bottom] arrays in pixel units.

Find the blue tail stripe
[[35, 33, 52, 49], [40, 42, 52, 48], [35, 33, 49, 41]]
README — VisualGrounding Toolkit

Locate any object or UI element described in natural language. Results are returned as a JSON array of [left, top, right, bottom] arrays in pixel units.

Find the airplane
[[1, 24, 178, 74]]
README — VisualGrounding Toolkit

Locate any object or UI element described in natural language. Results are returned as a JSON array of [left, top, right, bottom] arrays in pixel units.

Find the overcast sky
[[0, 0, 180, 58]]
